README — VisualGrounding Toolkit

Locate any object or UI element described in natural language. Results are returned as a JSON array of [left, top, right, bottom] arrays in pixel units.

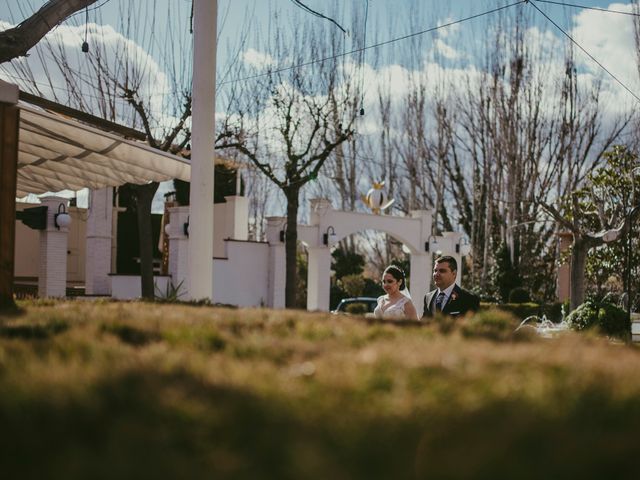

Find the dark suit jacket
[[422, 284, 480, 319]]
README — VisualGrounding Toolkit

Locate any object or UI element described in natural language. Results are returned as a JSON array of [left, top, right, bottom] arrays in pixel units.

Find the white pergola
[[16, 103, 190, 197]]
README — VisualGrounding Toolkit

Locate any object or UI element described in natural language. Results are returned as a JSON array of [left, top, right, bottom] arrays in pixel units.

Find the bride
[[374, 265, 419, 321]]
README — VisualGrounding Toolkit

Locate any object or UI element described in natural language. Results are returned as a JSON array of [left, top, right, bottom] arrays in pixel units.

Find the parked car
[[332, 297, 378, 315]]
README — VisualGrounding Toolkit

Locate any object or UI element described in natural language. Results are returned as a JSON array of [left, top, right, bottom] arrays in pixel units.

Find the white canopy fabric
[[16, 103, 191, 197]]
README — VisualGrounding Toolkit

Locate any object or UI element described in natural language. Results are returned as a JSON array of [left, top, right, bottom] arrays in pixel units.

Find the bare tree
[[220, 10, 357, 308]]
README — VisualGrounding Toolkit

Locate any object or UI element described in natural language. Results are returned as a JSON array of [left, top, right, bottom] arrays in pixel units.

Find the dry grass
[[2, 300, 640, 479]]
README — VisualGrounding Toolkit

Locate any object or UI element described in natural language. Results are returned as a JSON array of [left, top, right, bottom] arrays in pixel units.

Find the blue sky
[[2, 1, 638, 210], [1, 1, 637, 104]]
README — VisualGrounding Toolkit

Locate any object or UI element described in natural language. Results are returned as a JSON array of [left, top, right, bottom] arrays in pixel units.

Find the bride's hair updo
[[383, 264, 406, 290]]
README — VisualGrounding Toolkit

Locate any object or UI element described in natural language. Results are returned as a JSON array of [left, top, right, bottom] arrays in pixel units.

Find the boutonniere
[[450, 292, 458, 302]]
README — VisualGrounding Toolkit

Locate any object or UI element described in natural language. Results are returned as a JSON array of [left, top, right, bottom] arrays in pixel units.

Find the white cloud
[[437, 17, 460, 38], [570, 2, 639, 108], [433, 38, 460, 60], [242, 48, 276, 69]]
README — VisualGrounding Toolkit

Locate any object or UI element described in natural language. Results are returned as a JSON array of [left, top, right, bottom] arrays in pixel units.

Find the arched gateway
[[265, 199, 470, 317]]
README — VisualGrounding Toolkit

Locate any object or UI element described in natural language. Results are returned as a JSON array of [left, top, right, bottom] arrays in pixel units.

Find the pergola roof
[[16, 102, 191, 197]]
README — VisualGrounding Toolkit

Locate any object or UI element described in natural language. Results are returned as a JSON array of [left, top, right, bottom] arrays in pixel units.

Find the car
[[332, 297, 378, 315]]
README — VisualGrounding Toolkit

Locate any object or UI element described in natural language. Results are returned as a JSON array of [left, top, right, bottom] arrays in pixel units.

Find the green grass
[[1, 300, 640, 479]]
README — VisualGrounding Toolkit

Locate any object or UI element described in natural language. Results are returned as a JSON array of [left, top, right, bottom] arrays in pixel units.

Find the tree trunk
[[134, 182, 159, 300], [0, 103, 19, 310], [284, 186, 300, 308], [570, 236, 590, 310]]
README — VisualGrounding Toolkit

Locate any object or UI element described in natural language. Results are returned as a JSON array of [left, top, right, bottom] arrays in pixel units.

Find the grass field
[[1, 300, 640, 479]]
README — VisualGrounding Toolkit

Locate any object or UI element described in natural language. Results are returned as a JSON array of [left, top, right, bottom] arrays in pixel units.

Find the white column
[[410, 253, 431, 318], [223, 195, 249, 240], [188, 0, 217, 301], [85, 188, 113, 295], [266, 216, 286, 308], [38, 196, 70, 298], [168, 206, 191, 296], [307, 246, 331, 311]]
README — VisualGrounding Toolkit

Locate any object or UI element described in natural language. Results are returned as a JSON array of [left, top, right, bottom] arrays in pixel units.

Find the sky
[[1, 0, 639, 211]]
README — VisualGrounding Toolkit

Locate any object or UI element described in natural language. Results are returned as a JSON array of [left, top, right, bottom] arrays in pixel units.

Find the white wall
[[213, 240, 269, 307], [110, 275, 172, 300], [15, 203, 86, 284], [111, 240, 270, 306]]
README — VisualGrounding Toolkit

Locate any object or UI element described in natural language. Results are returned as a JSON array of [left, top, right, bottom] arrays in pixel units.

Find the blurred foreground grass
[[1, 300, 640, 479]]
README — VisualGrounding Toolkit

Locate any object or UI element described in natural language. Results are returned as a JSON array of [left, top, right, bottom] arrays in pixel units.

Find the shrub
[[461, 309, 524, 342], [488, 302, 540, 320], [340, 274, 365, 298], [508, 287, 531, 304], [566, 299, 629, 340]]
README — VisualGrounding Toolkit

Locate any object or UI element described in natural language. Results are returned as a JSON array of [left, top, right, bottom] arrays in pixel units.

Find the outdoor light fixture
[[425, 235, 437, 252], [279, 229, 286, 242], [54, 203, 71, 230], [81, 6, 89, 53], [323, 226, 337, 246], [183, 216, 189, 237]]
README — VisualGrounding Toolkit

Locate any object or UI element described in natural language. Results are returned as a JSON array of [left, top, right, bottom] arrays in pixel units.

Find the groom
[[422, 255, 480, 319]]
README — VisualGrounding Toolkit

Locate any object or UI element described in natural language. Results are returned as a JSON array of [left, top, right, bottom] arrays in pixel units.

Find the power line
[[533, 0, 640, 17], [219, 0, 528, 86], [528, 1, 640, 104]]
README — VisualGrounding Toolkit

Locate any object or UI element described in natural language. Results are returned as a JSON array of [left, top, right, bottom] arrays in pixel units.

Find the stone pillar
[[266, 216, 286, 309], [223, 195, 248, 240], [307, 246, 331, 311], [38, 196, 70, 298], [85, 188, 113, 295], [167, 206, 191, 297], [410, 253, 431, 318]]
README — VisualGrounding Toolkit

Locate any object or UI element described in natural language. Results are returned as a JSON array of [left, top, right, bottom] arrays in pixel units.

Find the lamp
[[279, 229, 286, 242], [456, 237, 472, 256], [183, 216, 189, 237], [54, 203, 71, 230], [425, 235, 437, 252], [323, 226, 337, 246]]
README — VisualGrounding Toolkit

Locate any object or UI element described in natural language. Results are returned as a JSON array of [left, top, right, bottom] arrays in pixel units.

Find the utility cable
[[220, 0, 527, 86], [529, 1, 640, 104]]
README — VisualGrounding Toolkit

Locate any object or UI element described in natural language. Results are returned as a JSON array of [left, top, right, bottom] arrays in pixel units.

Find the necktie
[[435, 291, 446, 312]]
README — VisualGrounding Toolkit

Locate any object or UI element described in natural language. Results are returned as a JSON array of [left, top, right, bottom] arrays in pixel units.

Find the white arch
[[266, 198, 470, 316]]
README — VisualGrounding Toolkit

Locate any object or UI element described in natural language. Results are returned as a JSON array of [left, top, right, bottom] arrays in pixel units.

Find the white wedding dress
[[374, 295, 411, 320]]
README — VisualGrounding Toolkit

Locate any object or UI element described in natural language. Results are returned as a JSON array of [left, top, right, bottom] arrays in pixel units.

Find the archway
[[265, 198, 471, 316]]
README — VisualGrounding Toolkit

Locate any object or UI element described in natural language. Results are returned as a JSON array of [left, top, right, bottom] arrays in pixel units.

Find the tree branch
[[0, 0, 98, 64]]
